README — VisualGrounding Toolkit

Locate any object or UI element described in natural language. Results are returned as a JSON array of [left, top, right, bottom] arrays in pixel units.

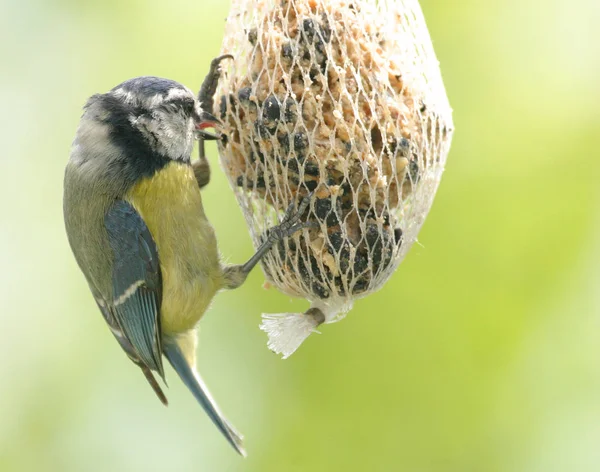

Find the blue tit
[[63, 56, 311, 456]]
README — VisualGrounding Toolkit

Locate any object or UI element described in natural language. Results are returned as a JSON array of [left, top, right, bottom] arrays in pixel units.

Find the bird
[[63, 56, 311, 456]]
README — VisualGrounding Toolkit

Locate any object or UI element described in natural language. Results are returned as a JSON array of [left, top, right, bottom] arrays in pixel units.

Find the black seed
[[326, 211, 340, 227], [249, 150, 266, 163], [277, 133, 290, 153], [236, 175, 265, 189], [304, 162, 320, 177], [408, 159, 420, 184], [369, 243, 383, 267], [365, 224, 380, 248], [305, 180, 318, 191], [219, 95, 227, 119], [352, 276, 370, 294], [263, 95, 281, 121], [328, 231, 344, 251], [293, 132, 308, 150], [394, 228, 403, 245], [382, 211, 391, 227], [282, 42, 294, 60], [310, 254, 320, 276], [254, 176, 266, 189], [377, 233, 394, 271], [248, 29, 257, 45], [298, 256, 309, 279], [341, 199, 353, 211], [302, 19, 316, 41], [237, 87, 252, 103], [334, 277, 347, 296], [254, 120, 270, 138], [399, 137, 410, 149], [312, 281, 330, 299], [315, 198, 332, 219], [288, 172, 300, 185], [284, 98, 297, 122], [319, 18, 332, 43], [353, 251, 369, 274], [287, 158, 299, 172], [388, 137, 411, 156], [315, 38, 326, 55], [337, 244, 351, 273], [366, 227, 393, 270]]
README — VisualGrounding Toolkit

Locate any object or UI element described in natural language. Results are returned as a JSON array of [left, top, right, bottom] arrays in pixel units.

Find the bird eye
[[181, 98, 195, 115]]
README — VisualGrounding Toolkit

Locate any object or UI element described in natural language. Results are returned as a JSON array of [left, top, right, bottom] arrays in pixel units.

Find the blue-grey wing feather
[[105, 200, 164, 377], [94, 296, 168, 405]]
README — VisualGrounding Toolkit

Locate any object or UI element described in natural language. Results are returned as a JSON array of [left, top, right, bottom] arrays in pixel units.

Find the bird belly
[[126, 161, 222, 335]]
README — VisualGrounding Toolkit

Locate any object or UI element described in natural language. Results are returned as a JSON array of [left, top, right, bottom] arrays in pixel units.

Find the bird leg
[[223, 195, 316, 289]]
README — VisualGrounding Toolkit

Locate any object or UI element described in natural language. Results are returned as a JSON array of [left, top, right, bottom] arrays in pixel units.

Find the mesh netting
[[214, 0, 453, 357]]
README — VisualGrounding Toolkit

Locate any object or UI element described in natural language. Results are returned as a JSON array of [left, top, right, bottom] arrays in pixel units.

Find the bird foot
[[266, 193, 317, 244]]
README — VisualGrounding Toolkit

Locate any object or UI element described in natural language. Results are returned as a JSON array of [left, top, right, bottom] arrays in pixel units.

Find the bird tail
[[163, 339, 246, 457]]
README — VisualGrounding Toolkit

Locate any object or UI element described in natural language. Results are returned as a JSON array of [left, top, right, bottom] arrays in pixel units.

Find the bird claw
[[198, 54, 234, 112], [268, 193, 316, 243]]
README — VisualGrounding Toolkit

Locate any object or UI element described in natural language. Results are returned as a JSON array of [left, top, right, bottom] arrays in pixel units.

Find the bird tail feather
[[163, 340, 246, 457]]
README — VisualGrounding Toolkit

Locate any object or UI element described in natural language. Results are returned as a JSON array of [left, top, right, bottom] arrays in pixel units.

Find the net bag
[[213, 0, 454, 358]]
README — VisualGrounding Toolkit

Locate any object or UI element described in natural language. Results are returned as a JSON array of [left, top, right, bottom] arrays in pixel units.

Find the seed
[[302, 19, 316, 41], [263, 95, 281, 121], [304, 161, 320, 177], [248, 28, 257, 45], [277, 133, 290, 153], [254, 120, 271, 138], [408, 159, 419, 183], [328, 231, 344, 252], [314, 197, 332, 219], [312, 281, 330, 299], [282, 42, 294, 60], [394, 228, 403, 245], [352, 275, 370, 294], [219, 95, 228, 119], [293, 132, 308, 150], [353, 251, 369, 275], [305, 180, 318, 191], [284, 98, 297, 123], [237, 87, 252, 103]]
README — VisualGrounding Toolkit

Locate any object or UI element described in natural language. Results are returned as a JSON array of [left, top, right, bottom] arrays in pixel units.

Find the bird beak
[[195, 111, 221, 141]]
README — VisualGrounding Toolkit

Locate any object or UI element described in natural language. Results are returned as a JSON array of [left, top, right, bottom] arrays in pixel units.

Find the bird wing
[[104, 200, 165, 379], [94, 296, 168, 405]]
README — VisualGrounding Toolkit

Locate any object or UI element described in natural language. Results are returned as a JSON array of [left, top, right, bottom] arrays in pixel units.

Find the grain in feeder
[[212, 0, 454, 357]]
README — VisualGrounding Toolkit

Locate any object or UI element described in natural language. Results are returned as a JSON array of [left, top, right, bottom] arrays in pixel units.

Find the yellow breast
[[126, 162, 223, 334]]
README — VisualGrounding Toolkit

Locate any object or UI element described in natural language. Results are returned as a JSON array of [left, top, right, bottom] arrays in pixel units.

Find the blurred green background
[[1, 0, 599, 470]]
